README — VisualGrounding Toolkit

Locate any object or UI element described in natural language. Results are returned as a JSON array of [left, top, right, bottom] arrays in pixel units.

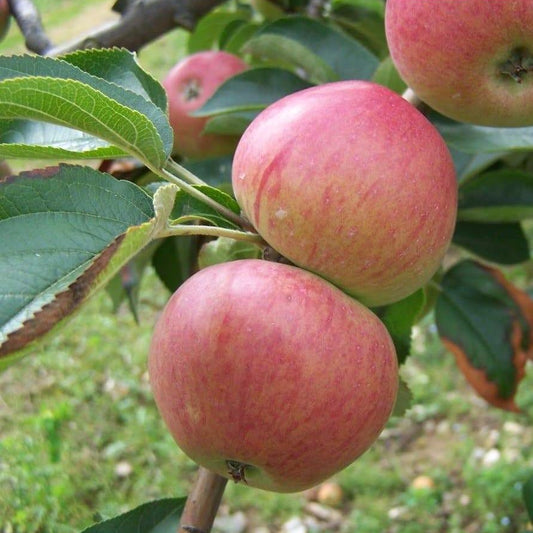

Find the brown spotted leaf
[[0, 165, 177, 369], [435, 259, 531, 412]]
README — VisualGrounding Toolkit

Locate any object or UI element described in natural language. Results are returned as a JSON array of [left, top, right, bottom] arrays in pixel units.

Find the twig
[[48, 0, 227, 55], [8, 0, 227, 56], [7, 0, 53, 53], [178, 468, 228, 533]]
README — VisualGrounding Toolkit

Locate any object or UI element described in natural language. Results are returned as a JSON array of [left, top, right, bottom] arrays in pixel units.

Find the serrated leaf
[[435, 118, 533, 154], [195, 67, 313, 116], [376, 289, 424, 365], [222, 21, 261, 55], [0, 165, 177, 368], [81, 497, 185, 533], [0, 52, 172, 166], [244, 16, 378, 83], [452, 221, 529, 265], [62, 47, 168, 112], [371, 55, 406, 94], [458, 169, 533, 222], [435, 260, 531, 411]]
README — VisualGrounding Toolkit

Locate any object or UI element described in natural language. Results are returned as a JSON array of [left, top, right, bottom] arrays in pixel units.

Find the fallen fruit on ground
[[149, 259, 398, 492], [385, 0, 533, 127], [162, 50, 248, 159], [232, 81, 457, 307]]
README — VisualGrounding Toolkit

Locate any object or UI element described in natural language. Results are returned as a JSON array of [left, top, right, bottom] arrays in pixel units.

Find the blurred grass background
[[1, 2, 533, 532]]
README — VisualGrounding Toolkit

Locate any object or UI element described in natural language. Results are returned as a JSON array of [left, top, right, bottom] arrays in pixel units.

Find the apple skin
[[385, 0, 533, 127], [0, 0, 10, 42], [232, 81, 457, 307], [149, 259, 398, 493], [162, 50, 248, 159]]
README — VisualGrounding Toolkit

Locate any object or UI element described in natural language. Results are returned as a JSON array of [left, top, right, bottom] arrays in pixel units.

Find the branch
[[7, 0, 53, 53], [9, 0, 227, 56], [178, 468, 228, 533]]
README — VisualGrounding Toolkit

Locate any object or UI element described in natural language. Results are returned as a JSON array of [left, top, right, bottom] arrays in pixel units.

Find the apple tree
[[1, 0, 533, 531]]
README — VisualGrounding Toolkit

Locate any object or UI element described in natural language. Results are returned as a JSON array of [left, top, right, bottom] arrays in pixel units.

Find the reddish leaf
[[435, 259, 531, 412]]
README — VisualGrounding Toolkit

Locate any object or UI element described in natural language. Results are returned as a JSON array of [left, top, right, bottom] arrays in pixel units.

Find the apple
[[162, 50, 248, 159], [149, 259, 398, 493], [385, 0, 533, 127], [232, 81, 457, 307], [0, 0, 10, 42]]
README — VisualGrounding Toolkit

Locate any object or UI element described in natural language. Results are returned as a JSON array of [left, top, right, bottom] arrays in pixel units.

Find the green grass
[[2, 270, 532, 532], [1, 2, 533, 532]]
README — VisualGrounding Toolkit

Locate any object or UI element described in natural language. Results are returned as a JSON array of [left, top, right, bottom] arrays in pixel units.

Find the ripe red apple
[[385, 0, 533, 127], [149, 259, 398, 493], [0, 0, 10, 42], [232, 81, 457, 307], [162, 50, 248, 159]]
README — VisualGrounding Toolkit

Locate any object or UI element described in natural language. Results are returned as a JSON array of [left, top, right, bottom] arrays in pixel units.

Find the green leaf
[[0, 165, 177, 368], [188, 9, 250, 53], [222, 21, 261, 55], [171, 185, 241, 229], [435, 259, 530, 410], [183, 155, 234, 188], [152, 236, 201, 293], [81, 497, 185, 533], [391, 377, 413, 418], [244, 16, 378, 83], [449, 147, 505, 182], [524, 475, 533, 522], [198, 236, 262, 269], [376, 289, 425, 365], [62, 47, 168, 112], [435, 118, 533, 154], [195, 67, 313, 116], [0, 51, 172, 166], [328, 0, 388, 58], [458, 169, 533, 222], [204, 110, 259, 136], [371, 55, 406, 94], [453, 221, 530, 265]]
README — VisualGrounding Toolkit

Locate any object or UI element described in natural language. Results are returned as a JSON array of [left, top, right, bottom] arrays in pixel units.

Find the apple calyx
[[499, 47, 533, 83], [226, 460, 251, 484], [182, 79, 202, 102]]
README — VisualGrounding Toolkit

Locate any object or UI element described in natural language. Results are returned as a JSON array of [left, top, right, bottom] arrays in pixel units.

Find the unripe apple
[[0, 0, 10, 42], [232, 81, 457, 307], [385, 0, 533, 127], [162, 50, 248, 159], [149, 259, 398, 493]]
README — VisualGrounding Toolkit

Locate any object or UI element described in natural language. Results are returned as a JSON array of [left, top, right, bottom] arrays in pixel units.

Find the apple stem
[[159, 162, 255, 231], [165, 158, 206, 186], [178, 467, 228, 533], [160, 222, 267, 247], [402, 87, 423, 108]]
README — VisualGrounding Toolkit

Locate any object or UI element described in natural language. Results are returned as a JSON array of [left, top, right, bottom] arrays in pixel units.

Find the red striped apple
[[385, 0, 533, 127], [163, 50, 248, 159], [149, 259, 398, 493], [232, 81, 457, 307]]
